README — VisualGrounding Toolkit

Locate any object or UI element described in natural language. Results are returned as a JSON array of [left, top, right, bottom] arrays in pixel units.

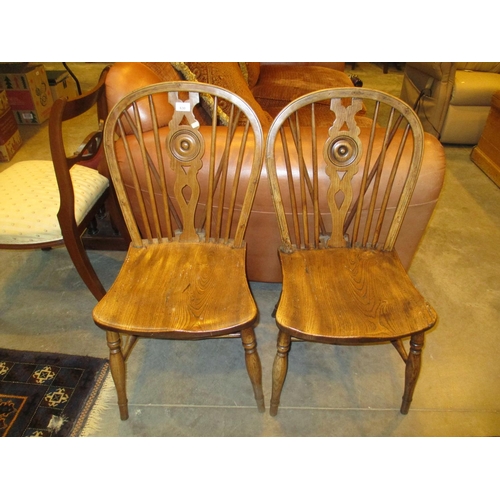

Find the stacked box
[[47, 70, 78, 101], [0, 89, 22, 162], [0, 63, 53, 125]]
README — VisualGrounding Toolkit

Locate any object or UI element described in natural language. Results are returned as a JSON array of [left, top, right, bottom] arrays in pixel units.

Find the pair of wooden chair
[[92, 81, 437, 420]]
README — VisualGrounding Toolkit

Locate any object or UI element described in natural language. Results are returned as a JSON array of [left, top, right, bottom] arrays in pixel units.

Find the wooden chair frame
[[0, 66, 129, 301], [93, 81, 265, 419], [265, 88, 438, 416]]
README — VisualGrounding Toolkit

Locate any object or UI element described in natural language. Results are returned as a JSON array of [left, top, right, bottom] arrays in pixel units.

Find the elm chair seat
[[0, 160, 108, 245]]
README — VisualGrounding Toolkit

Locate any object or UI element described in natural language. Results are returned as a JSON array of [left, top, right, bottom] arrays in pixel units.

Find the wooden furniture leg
[[270, 330, 291, 416], [64, 230, 106, 300], [106, 330, 129, 420], [401, 332, 425, 414], [241, 328, 265, 412]]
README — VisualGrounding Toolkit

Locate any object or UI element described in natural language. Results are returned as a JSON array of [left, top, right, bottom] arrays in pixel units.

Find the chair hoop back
[[265, 88, 425, 252], [104, 81, 264, 249]]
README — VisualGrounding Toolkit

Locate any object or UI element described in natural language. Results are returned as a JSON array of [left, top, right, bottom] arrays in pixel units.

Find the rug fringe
[[80, 372, 115, 437]]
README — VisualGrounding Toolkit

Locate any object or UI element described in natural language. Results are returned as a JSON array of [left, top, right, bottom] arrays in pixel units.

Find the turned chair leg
[[270, 330, 291, 416], [400, 331, 425, 414], [106, 330, 129, 420], [240, 327, 265, 412]]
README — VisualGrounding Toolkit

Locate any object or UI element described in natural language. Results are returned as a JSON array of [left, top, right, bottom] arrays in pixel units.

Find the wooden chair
[[265, 88, 438, 416], [0, 66, 129, 301], [93, 81, 265, 420]]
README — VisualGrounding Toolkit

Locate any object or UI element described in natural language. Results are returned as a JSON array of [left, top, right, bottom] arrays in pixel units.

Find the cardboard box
[[47, 70, 78, 101], [0, 63, 53, 125], [0, 90, 22, 161]]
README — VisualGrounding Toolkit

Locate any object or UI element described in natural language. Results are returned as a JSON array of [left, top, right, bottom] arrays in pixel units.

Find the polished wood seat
[[265, 88, 438, 416], [278, 247, 435, 340], [93, 81, 265, 420], [96, 242, 255, 336]]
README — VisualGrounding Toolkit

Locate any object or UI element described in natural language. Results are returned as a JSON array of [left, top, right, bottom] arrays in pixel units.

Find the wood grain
[[93, 242, 257, 336], [277, 247, 436, 341]]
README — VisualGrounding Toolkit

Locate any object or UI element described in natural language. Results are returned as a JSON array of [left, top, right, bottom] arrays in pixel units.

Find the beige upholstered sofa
[[103, 62, 446, 282], [400, 62, 500, 144]]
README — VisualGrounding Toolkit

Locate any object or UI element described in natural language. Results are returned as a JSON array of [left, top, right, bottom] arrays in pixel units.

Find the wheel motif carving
[[168, 127, 204, 163], [325, 135, 359, 168]]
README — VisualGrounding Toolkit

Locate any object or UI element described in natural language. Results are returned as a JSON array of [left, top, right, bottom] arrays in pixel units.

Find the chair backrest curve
[[265, 87, 425, 253], [104, 81, 265, 249]]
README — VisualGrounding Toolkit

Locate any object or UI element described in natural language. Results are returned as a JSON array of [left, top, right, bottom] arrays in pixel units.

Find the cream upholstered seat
[[0, 160, 108, 245]]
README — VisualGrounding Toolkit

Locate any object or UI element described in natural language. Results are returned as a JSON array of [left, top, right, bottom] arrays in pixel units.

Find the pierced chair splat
[[93, 81, 266, 420], [265, 88, 438, 416]]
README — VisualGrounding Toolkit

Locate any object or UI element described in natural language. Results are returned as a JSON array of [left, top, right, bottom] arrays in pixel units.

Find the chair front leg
[[270, 330, 291, 416], [400, 331, 425, 414], [63, 228, 106, 301], [240, 327, 265, 412], [106, 330, 129, 420]]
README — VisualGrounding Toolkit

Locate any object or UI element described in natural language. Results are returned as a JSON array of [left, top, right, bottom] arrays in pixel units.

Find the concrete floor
[[1, 63, 499, 440]]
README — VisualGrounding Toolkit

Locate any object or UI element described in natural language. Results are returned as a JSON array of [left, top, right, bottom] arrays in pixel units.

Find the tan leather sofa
[[104, 62, 446, 282], [400, 62, 500, 144]]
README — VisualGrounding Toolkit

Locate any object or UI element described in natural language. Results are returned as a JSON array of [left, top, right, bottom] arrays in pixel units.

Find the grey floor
[[1, 63, 499, 439]]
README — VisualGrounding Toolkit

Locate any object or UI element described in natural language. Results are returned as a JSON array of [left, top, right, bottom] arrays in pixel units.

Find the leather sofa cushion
[[261, 62, 346, 72], [252, 64, 354, 119], [113, 125, 445, 281], [451, 70, 500, 106]]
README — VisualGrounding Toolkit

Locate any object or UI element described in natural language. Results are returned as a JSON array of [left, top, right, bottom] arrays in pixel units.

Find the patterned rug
[[0, 348, 109, 437]]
